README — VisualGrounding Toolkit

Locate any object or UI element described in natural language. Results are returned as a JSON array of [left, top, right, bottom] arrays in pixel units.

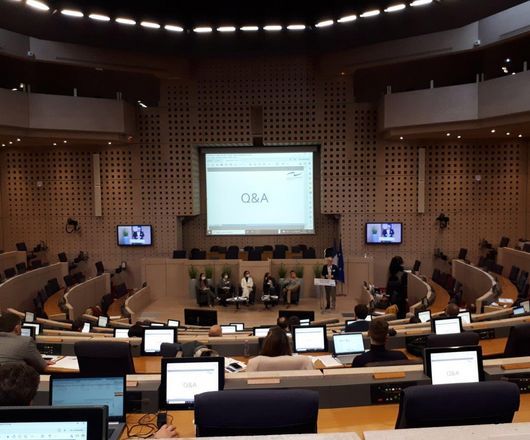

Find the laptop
[[50, 374, 126, 440], [332, 332, 365, 365]]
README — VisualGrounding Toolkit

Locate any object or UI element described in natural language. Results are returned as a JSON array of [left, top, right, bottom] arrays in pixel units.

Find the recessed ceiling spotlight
[[193, 26, 213, 33], [240, 26, 259, 31], [61, 9, 83, 18], [16, 138, 20, 142], [491, 129, 496, 133], [11, 88, 17, 91], [315, 20, 333, 28], [8, 141, 13, 144], [287, 24, 306, 30], [457, 135, 462, 139], [165, 24, 184, 32], [518, 134, 523, 138], [446, 133, 451, 136], [89, 13, 110, 22], [52, 142, 57, 146], [505, 58, 511, 63], [141, 21, 160, 29], [360, 9, 380, 18], [137, 100, 147, 108], [410, 0, 433, 6], [63, 140, 68, 143], [385, 4, 406, 13], [26, 0, 49, 11], [108, 141, 112, 145], [506, 132, 511, 136], [263, 25, 282, 31], [1, 144, 5, 147], [399, 136, 404, 140], [116, 18, 136, 25], [217, 26, 236, 32], [337, 14, 357, 23]]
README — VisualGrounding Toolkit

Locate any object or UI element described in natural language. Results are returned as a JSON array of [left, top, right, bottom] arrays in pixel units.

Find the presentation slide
[[205, 152, 314, 235], [166, 363, 220, 405], [430, 351, 480, 385]]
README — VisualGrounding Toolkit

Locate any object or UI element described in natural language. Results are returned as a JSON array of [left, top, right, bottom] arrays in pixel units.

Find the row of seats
[[509, 265, 529, 298], [174, 245, 317, 260]]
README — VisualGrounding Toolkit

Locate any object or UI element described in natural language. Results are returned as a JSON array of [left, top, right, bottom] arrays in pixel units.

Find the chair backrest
[[395, 381, 519, 429], [426, 332, 480, 348], [225, 246, 239, 259], [303, 247, 316, 259], [248, 249, 262, 261], [504, 323, 530, 357], [499, 236, 510, 248], [190, 250, 206, 260], [172, 250, 187, 259], [509, 266, 520, 283], [58, 252, 68, 262], [523, 243, 530, 253], [517, 271, 528, 293], [73, 272, 85, 284], [4, 267, 16, 279], [195, 389, 319, 437], [457, 248, 468, 260], [160, 342, 182, 357], [273, 248, 286, 259], [95, 261, 105, 275], [30, 259, 42, 269], [16, 242, 27, 252], [63, 274, 75, 287], [490, 263, 503, 275], [15, 262, 27, 274], [412, 260, 421, 272], [74, 341, 135, 374], [275, 244, 288, 252]]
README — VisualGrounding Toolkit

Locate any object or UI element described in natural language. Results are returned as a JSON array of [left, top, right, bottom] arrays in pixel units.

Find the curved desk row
[[452, 259, 497, 312], [64, 273, 110, 320]]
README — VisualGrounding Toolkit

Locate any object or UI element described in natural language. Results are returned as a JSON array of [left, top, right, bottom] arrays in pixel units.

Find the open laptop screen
[[22, 322, 40, 335], [253, 327, 272, 337], [160, 357, 225, 410], [292, 325, 327, 353], [97, 316, 108, 328], [167, 319, 180, 328], [333, 332, 364, 355], [50, 375, 125, 421], [229, 322, 244, 331], [114, 328, 130, 338], [0, 406, 107, 440], [142, 328, 177, 355], [220, 325, 237, 334], [458, 311, 472, 325], [425, 346, 483, 385], [432, 317, 462, 335], [417, 310, 431, 323]]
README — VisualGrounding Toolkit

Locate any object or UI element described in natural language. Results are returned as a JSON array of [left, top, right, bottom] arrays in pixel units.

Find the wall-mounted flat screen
[[117, 225, 152, 246], [365, 223, 402, 244], [205, 151, 314, 235]]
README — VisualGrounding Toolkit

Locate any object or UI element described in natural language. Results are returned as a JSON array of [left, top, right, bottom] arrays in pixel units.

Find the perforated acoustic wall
[[0, 55, 528, 288]]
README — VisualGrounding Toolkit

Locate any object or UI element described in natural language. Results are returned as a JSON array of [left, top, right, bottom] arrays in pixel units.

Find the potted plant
[[222, 266, 232, 279], [278, 263, 287, 286], [371, 225, 379, 243], [121, 228, 130, 245], [188, 265, 198, 298]]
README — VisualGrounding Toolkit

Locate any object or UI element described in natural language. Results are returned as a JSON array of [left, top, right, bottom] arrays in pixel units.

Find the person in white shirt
[[240, 270, 254, 303]]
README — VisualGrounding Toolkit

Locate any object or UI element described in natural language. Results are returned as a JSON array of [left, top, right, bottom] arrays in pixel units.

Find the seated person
[[441, 302, 460, 318], [352, 319, 407, 368], [247, 326, 313, 372], [263, 272, 279, 295], [0, 363, 178, 438], [217, 272, 233, 307], [0, 313, 52, 373], [282, 270, 301, 307], [197, 272, 216, 307], [240, 271, 255, 304], [128, 320, 151, 338], [345, 304, 370, 332], [287, 315, 300, 333], [277, 316, 289, 331], [208, 324, 222, 337]]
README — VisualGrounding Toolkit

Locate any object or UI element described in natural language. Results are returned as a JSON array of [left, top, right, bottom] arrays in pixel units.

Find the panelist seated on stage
[[0, 363, 178, 438], [282, 271, 301, 307], [247, 326, 313, 372], [240, 271, 256, 304], [0, 313, 52, 373], [345, 304, 370, 333], [197, 273, 216, 307], [352, 319, 407, 368], [217, 272, 234, 307], [262, 272, 280, 308]]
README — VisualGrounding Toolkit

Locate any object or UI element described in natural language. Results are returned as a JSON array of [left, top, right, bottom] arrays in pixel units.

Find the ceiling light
[[385, 4, 406, 12], [446, 133, 451, 137], [11, 88, 17, 91], [410, 0, 433, 6], [337, 15, 357, 23], [512, 72, 516, 75], [26, 0, 49, 11], [108, 141, 112, 145], [89, 13, 110, 22], [165, 24, 183, 32], [217, 26, 236, 32], [506, 132, 510, 136], [502, 66, 508, 73], [8, 141, 13, 145], [457, 135, 462, 139], [193, 27, 213, 33], [141, 21, 160, 29], [264, 25, 282, 31], [137, 100, 147, 108], [287, 24, 306, 30], [518, 134, 522, 138], [240, 26, 259, 31], [399, 136, 404, 140], [506, 58, 511, 63], [16, 138, 20, 142], [116, 18, 136, 25], [19, 83, 24, 88], [1, 144, 5, 147], [491, 129, 496, 133], [61, 9, 83, 18], [360, 9, 380, 18], [63, 140, 67, 143], [52, 142, 57, 146], [315, 20, 333, 28]]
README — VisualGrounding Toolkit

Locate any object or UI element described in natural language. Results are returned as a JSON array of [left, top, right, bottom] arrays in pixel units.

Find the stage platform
[[135, 295, 355, 328]]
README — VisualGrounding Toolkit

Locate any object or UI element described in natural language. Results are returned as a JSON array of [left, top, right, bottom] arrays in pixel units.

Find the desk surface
[[43, 289, 65, 316], [123, 395, 530, 439]]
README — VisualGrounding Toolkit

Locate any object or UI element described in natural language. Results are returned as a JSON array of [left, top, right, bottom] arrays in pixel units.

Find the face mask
[[224, 275, 228, 280], [201, 276, 206, 280]]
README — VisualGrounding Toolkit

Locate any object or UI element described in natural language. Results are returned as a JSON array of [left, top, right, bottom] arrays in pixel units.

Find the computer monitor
[[81, 322, 92, 333], [458, 311, 472, 325], [167, 319, 180, 328], [278, 310, 315, 322], [113, 328, 130, 338], [22, 322, 41, 335], [425, 346, 484, 385], [0, 406, 108, 440], [365, 314, 372, 322], [184, 308, 218, 326], [299, 319, 310, 326], [332, 332, 365, 356], [160, 357, 225, 410], [417, 310, 431, 323], [292, 325, 327, 353], [21, 325, 36, 338], [432, 317, 462, 335], [229, 322, 244, 331], [50, 375, 125, 422], [141, 328, 177, 355], [253, 327, 272, 337], [521, 300, 530, 313], [25, 311, 35, 322], [513, 306, 525, 316], [220, 325, 237, 334], [97, 316, 108, 328]]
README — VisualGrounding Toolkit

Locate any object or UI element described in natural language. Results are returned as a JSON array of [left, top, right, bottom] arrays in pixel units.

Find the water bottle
[[243, 339, 250, 357]]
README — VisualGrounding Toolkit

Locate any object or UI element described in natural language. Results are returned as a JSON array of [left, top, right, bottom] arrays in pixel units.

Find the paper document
[[52, 356, 79, 371], [311, 355, 343, 369]]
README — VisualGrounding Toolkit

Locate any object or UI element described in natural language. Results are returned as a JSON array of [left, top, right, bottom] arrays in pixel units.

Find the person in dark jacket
[[387, 256, 408, 319]]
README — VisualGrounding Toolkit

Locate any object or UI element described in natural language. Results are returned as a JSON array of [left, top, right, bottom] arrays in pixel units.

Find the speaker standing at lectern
[[322, 256, 338, 310]]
